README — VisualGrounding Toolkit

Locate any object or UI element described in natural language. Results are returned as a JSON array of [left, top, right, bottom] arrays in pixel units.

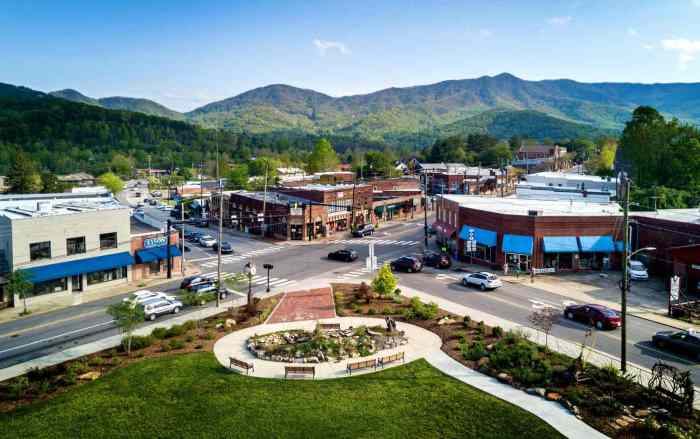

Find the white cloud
[[627, 28, 638, 37], [642, 44, 655, 50], [313, 39, 349, 56], [479, 29, 493, 38], [662, 38, 700, 70], [547, 16, 572, 26]]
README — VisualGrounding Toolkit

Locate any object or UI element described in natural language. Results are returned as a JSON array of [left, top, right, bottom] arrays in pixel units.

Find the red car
[[564, 304, 621, 330]]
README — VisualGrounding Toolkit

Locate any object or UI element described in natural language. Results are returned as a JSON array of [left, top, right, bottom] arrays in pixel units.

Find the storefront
[[542, 236, 579, 271], [577, 235, 615, 270], [502, 234, 533, 272], [131, 235, 182, 281], [459, 225, 498, 264], [432, 221, 457, 253]]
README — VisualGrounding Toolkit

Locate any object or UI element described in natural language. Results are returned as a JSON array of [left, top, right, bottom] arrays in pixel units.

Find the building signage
[[533, 267, 556, 274], [337, 192, 345, 198], [290, 207, 303, 216], [691, 264, 700, 270], [670, 275, 681, 302], [144, 237, 167, 249]]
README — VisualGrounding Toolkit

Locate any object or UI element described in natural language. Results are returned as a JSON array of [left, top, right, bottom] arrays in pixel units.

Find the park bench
[[346, 358, 377, 375], [285, 365, 315, 379], [229, 357, 254, 375], [319, 323, 341, 331], [377, 352, 405, 368]]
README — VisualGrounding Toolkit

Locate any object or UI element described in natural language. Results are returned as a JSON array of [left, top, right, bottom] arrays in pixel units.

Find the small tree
[[107, 299, 144, 356], [6, 270, 33, 315], [371, 263, 397, 299], [98, 172, 125, 195], [528, 306, 559, 349]]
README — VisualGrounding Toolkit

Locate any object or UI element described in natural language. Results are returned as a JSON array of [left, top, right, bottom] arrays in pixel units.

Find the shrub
[[165, 324, 185, 338], [151, 327, 168, 339], [203, 330, 215, 340], [394, 288, 402, 296], [169, 339, 185, 350], [405, 297, 439, 320], [185, 335, 194, 343], [123, 335, 153, 352], [88, 356, 105, 367], [492, 326, 504, 338], [8, 376, 29, 400], [490, 339, 539, 370], [367, 307, 376, 315], [391, 294, 403, 304], [161, 342, 172, 352], [67, 359, 89, 376], [382, 307, 393, 315], [37, 379, 51, 395], [353, 326, 368, 337], [182, 320, 197, 331], [476, 321, 486, 335], [462, 341, 488, 361], [462, 315, 471, 327]]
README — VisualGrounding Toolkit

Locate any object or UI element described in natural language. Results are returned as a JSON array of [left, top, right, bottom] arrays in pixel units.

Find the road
[[1, 215, 697, 383]]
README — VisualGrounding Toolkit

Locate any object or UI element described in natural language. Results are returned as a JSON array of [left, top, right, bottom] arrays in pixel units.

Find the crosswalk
[[334, 256, 393, 281], [435, 273, 460, 282], [200, 271, 297, 289], [331, 239, 418, 246], [198, 246, 285, 269]]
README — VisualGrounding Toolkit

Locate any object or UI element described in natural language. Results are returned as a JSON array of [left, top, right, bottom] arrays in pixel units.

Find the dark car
[[390, 256, 423, 273], [190, 217, 209, 228], [352, 224, 374, 237], [652, 330, 700, 361], [328, 249, 358, 262], [423, 251, 451, 269], [180, 276, 212, 291], [213, 241, 234, 254], [186, 231, 203, 243], [564, 304, 621, 330]]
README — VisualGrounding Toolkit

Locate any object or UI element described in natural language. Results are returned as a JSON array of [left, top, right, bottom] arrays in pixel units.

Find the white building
[[517, 171, 618, 202]]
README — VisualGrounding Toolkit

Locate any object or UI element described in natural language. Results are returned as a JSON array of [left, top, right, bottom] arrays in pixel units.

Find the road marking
[[0, 320, 115, 356], [0, 308, 107, 339], [436, 273, 459, 281]]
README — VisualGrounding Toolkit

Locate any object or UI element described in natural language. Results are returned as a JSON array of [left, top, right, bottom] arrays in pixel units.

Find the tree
[[106, 299, 145, 356], [528, 306, 559, 349], [371, 263, 398, 299], [225, 165, 250, 190], [306, 138, 339, 173], [108, 153, 135, 177], [7, 151, 41, 193], [466, 133, 498, 153], [478, 143, 512, 166], [365, 150, 396, 178], [6, 270, 33, 316], [40, 171, 70, 193], [98, 172, 125, 195]]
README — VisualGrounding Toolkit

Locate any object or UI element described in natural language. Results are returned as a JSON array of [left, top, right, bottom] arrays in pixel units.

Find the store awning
[[543, 236, 580, 253], [135, 245, 182, 264], [502, 234, 533, 256], [22, 251, 135, 284], [459, 225, 497, 247], [578, 235, 615, 253], [432, 221, 456, 237], [614, 240, 629, 253]]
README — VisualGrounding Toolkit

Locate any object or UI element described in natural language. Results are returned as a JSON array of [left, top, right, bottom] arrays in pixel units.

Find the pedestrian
[[503, 263, 508, 276], [530, 270, 535, 284]]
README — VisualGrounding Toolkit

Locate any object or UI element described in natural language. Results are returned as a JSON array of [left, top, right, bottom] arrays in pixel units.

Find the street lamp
[[263, 263, 274, 292], [244, 261, 257, 310]]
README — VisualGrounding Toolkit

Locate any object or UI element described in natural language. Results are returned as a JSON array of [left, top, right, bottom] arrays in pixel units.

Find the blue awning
[[543, 236, 580, 253], [459, 225, 498, 247], [502, 234, 533, 256], [135, 245, 182, 264], [578, 235, 615, 253], [22, 251, 134, 284], [615, 240, 630, 253]]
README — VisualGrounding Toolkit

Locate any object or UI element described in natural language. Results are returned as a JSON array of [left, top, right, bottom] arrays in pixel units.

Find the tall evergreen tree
[[7, 151, 41, 193]]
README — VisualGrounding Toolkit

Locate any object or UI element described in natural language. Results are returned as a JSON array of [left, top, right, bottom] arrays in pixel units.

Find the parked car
[[180, 276, 211, 290], [151, 191, 162, 197], [191, 282, 228, 299], [628, 260, 649, 281], [564, 304, 621, 330], [146, 198, 158, 206], [213, 241, 234, 254], [652, 329, 700, 361], [390, 256, 423, 273], [183, 245, 191, 252], [140, 297, 183, 321], [423, 251, 451, 269], [189, 217, 209, 228], [123, 290, 175, 304], [199, 235, 217, 247], [328, 249, 358, 262], [185, 231, 202, 243], [462, 272, 502, 291], [352, 224, 375, 237]]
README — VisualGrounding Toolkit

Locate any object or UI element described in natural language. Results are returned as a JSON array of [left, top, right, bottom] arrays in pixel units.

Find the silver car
[[462, 272, 503, 291], [140, 297, 183, 321]]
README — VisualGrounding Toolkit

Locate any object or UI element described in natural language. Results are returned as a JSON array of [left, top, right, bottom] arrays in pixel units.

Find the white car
[[462, 272, 503, 291], [140, 297, 183, 321], [199, 235, 217, 247], [123, 290, 175, 304], [628, 260, 649, 280]]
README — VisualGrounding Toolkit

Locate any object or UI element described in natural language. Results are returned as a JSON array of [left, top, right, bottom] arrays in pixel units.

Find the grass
[[0, 354, 564, 439]]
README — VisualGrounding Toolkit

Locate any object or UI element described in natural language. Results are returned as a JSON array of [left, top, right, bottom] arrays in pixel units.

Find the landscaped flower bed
[[247, 324, 408, 363]]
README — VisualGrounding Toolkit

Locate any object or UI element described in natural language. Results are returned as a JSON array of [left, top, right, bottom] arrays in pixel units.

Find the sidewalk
[[453, 261, 688, 330]]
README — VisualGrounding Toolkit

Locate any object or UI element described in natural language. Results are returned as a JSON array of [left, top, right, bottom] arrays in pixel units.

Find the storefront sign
[[144, 237, 167, 249], [533, 267, 556, 274], [337, 192, 344, 198], [691, 264, 700, 270], [290, 207, 303, 216], [670, 275, 681, 302]]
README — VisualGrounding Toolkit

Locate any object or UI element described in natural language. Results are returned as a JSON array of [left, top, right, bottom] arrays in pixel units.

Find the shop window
[[87, 266, 127, 286], [66, 237, 86, 256], [32, 277, 68, 296], [99, 232, 118, 250], [149, 260, 161, 274], [29, 241, 51, 261]]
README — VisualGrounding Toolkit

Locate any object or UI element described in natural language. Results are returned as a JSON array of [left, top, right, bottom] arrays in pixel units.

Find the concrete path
[[213, 315, 607, 439]]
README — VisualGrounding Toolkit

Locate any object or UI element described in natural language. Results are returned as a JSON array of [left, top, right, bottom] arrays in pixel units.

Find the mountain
[[186, 73, 700, 145], [49, 89, 184, 120]]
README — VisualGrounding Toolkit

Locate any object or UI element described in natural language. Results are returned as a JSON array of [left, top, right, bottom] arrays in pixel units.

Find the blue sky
[[2, 0, 699, 111]]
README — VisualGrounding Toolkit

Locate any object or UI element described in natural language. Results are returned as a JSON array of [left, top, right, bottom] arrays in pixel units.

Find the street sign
[[465, 239, 476, 252], [670, 275, 681, 302]]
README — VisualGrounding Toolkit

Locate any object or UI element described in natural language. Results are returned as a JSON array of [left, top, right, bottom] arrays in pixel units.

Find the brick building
[[435, 195, 623, 273], [417, 163, 516, 196]]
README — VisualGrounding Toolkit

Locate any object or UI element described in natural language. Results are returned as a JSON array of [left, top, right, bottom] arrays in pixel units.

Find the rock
[[535, 388, 546, 398], [224, 319, 236, 328], [545, 392, 561, 401], [215, 323, 223, 329], [78, 371, 101, 381], [634, 409, 650, 418], [496, 373, 512, 384], [477, 357, 490, 367], [485, 344, 494, 351], [525, 388, 538, 395], [614, 418, 630, 428]]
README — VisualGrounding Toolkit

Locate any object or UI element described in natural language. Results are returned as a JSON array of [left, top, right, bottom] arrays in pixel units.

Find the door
[[71, 274, 83, 292]]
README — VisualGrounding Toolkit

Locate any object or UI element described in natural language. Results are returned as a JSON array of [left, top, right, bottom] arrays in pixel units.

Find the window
[[66, 237, 86, 256], [87, 266, 127, 286], [30, 241, 51, 261], [99, 232, 118, 250], [149, 260, 161, 274], [32, 277, 68, 296]]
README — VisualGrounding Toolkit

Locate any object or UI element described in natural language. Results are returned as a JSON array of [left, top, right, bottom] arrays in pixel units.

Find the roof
[[526, 171, 618, 184], [57, 172, 94, 182], [130, 217, 161, 235], [633, 209, 700, 225], [0, 191, 124, 220], [285, 183, 362, 191], [440, 194, 621, 217], [419, 163, 502, 176], [223, 190, 312, 206], [518, 144, 559, 153]]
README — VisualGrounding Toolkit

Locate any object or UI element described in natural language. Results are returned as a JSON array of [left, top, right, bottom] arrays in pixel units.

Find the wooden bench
[[285, 366, 315, 379], [346, 358, 377, 375], [378, 352, 404, 368], [229, 357, 254, 375], [319, 323, 341, 331]]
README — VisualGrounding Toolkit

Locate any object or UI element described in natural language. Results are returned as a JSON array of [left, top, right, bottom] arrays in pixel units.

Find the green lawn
[[0, 354, 565, 439]]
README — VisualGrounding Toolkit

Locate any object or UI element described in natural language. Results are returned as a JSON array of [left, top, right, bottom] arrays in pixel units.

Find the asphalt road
[[1, 216, 697, 384]]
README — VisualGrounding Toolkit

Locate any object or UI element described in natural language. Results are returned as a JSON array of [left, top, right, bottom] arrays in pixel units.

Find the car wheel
[[173, 307, 180, 314], [149, 314, 156, 321], [566, 312, 574, 320], [407, 268, 412, 273], [462, 279, 468, 286], [595, 320, 604, 330], [479, 283, 486, 291], [220, 292, 227, 299]]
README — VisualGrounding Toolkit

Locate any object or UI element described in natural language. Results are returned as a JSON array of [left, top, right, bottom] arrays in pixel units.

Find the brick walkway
[[265, 288, 336, 323]]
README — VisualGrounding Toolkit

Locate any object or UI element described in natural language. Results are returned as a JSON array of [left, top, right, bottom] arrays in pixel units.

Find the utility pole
[[351, 175, 357, 229], [261, 161, 268, 237], [476, 162, 481, 195], [181, 182, 186, 276], [166, 219, 172, 279], [620, 173, 631, 372], [199, 160, 204, 218], [216, 145, 222, 308], [423, 170, 429, 247]]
